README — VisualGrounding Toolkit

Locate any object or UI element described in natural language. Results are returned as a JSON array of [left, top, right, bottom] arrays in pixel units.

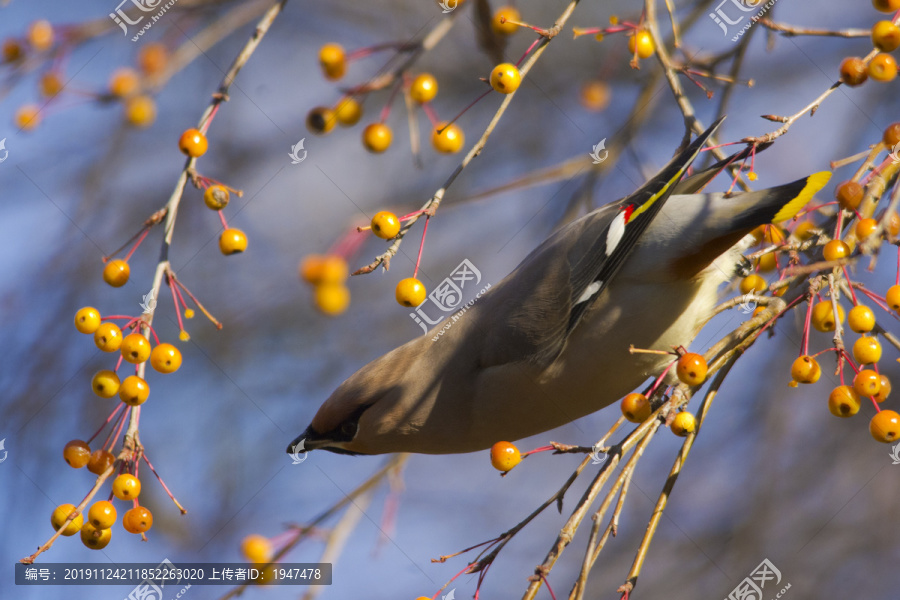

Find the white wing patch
[[606, 212, 627, 256], [575, 280, 603, 305]]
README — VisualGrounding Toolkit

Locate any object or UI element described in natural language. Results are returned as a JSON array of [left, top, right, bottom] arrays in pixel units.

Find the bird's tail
[[728, 171, 832, 229]]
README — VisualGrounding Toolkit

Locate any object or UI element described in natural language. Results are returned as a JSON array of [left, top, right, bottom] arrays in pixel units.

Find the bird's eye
[[340, 422, 358, 438]]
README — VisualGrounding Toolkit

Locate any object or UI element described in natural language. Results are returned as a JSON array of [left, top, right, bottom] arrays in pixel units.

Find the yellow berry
[[137, 43, 168, 76], [676, 353, 707, 386], [852, 336, 882, 365], [410, 73, 438, 103], [63, 440, 91, 468], [74, 307, 102, 334], [307, 106, 336, 135], [179, 330, 190, 342], [91, 370, 121, 398], [51, 504, 83, 537], [109, 67, 140, 97], [840, 56, 868, 86], [794, 221, 818, 241], [314, 283, 351, 316], [869, 53, 898, 82], [184, 308, 195, 319], [491, 6, 520, 35], [756, 252, 777, 272], [121, 332, 151, 364], [204, 185, 230, 210], [848, 305, 875, 333], [371, 211, 401, 239], [124, 95, 156, 127], [869, 409, 900, 443], [103, 259, 130, 287], [87, 449, 115, 475], [2, 39, 23, 63], [220, 228, 248, 255], [362, 123, 392, 153], [119, 375, 150, 406], [620, 392, 651, 423], [580, 80, 611, 112], [739, 274, 766, 294], [112, 474, 142, 501], [122, 506, 153, 534], [628, 30, 654, 59], [790, 355, 821, 384], [856, 218, 878, 240], [873, 21, 900, 52], [320, 255, 349, 284], [490, 63, 521, 94], [150, 343, 182, 373], [887, 285, 900, 313], [671, 411, 697, 437], [822, 240, 850, 262], [94, 322, 123, 352], [873, 0, 900, 14], [88, 500, 117, 530], [490, 441, 521, 471], [334, 97, 363, 126], [241, 534, 272, 563], [875, 375, 892, 402], [396, 277, 427, 307], [811, 301, 844, 332], [27, 20, 54, 52], [835, 180, 863, 211], [432, 122, 464, 153], [39, 72, 63, 97], [853, 369, 882, 398], [179, 128, 208, 157], [828, 385, 861, 417], [81, 522, 111, 549], [15, 104, 41, 131], [319, 43, 346, 80]]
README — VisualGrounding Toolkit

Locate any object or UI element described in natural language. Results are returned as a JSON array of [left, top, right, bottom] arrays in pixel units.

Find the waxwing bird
[[289, 117, 831, 456]]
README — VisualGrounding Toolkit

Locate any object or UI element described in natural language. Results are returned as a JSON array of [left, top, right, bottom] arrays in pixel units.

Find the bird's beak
[[286, 425, 364, 456]]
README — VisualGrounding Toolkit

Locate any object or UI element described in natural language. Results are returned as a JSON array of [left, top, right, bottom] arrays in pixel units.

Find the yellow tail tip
[[772, 171, 832, 223]]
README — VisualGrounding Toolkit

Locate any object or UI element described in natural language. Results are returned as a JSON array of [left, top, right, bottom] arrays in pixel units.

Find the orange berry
[[620, 392, 651, 423], [39, 72, 63, 98], [307, 106, 336, 135], [88, 500, 117, 530], [300, 255, 327, 284], [124, 95, 156, 127], [150, 343, 182, 373], [179, 128, 208, 157], [27, 20, 54, 52], [318, 43, 346, 80], [432, 122, 464, 153], [112, 474, 141, 501], [828, 385, 861, 417], [676, 353, 707, 386], [853, 336, 882, 365], [94, 322, 123, 352], [371, 211, 401, 239], [822, 239, 850, 262], [103, 259, 130, 287], [119, 375, 150, 406], [853, 369, 882, 398], [490, 441, 521, 471], [491, 6, 521, 35], [396, 278, 426, 307], [869, 409, 900, 443], [887, 285, 900, 312], [874, 375, 892, 402], [490, 63, 521, 94], [2, 39, 23, 63], [884, 122, 900, 148], [74, 306, 102, 334], [580, 80, 611, 112], [873, 0, 900, 13], [740, 274, 766, 295], [320, 255, 348, 283], [81, 522, 111, 549], [220, 228, 248, 255], [91, 370, 121, 398], [122, 506, 153, 534], [869, 53, 898, 82], [137, 43, 168, 76], [204, 184, 230, 210], [410, 73, 438, 103], [63, 440, 91, 469], [51, 504, 83, 536], [121, 332, 151, 364], [314, 283, 351, 316], [334, 97, 363, 126], [790, 355, 821, 384], [362, 123, 392, 153], [87, 449, 115, 475], [887, 212, 900, 237], [855, 218, 878, 240], [840, 57, 868, 86], [848, 305, 875, 333], [15, 104, 41, 131], [241, 534, 273, 563], [793, 221, 818, 241], [756, 252, 777, 272], [835, 180, 863, 211], [811, 301, 844, 332], [671, 411, 697, 437], [109, 67, 140, 97], [628, 30, 654, 59], [873, 21, 900, 52]]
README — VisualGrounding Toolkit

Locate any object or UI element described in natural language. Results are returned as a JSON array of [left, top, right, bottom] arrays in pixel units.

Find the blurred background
[[1, 0, 899, 598]]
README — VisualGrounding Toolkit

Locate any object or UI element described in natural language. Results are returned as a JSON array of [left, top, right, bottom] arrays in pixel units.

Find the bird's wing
[[673, 141, 772, 195], [476, 118, 725, 368]]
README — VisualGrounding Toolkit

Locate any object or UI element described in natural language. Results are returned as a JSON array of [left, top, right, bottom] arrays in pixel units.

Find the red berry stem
[[379, 77, 403, 123], [440, 88, 492, 132], [114, 355, 123, 373], [102, 405, 130, 452], [793, 201, 838, 220], [521, 445, 556, 458], [539, 573, 558, 600], [801, 298, 813, 357], [217, 209, 229, 230], [169, 280, 186, 334], [123, 228, 150, 262], [421, 101, 440, 128], [412, 216, 430, 279], [141, 452, 187, 514], [169, 272, 222, 329], [856, 286, 892, 314], [841, 266, 859, 305], [346, 41, 417, 61], [200, 103, 220, 135], [100, 315, 136, 321], [399, 209, 428, 222], [645, 359, 676, 397], [86, 404, 124, 445], [516, 37, 542, 67]]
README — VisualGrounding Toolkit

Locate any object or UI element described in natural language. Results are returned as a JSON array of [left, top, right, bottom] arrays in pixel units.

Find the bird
[[288, 117, 831, 456]]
